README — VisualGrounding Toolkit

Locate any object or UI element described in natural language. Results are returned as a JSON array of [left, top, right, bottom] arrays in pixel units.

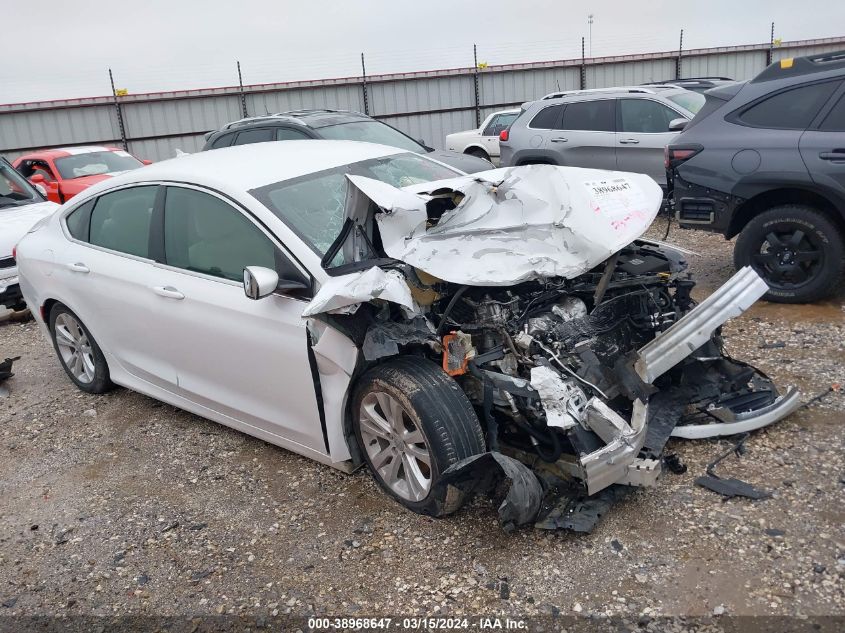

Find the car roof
[[220, 109, 371, 132], [16, 145, 122, 160], [78, 140, 407, 196], [752, 50, 845, 83], [539, 86, 686, 101]]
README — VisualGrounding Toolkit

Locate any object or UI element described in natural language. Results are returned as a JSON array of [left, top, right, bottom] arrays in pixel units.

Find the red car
[[13, 146, 150, 204]]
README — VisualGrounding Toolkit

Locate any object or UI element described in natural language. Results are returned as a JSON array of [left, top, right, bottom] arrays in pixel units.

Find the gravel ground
[[0, 223, 843, 629]]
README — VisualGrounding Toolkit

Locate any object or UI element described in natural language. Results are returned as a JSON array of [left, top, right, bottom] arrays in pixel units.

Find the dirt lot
[[0, 224, 843, 628]]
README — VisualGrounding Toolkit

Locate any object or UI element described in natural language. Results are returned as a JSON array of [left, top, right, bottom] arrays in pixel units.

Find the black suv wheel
[[734, 205, 844, 303]]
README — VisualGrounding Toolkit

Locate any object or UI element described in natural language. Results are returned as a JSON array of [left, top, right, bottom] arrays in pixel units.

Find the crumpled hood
[[350, 163, 662, 285], [304, 164, 662, 316], [0, 200, 59, 257]]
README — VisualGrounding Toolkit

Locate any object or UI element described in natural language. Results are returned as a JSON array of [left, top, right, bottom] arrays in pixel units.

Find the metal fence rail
[[1, 36, 843, 162]]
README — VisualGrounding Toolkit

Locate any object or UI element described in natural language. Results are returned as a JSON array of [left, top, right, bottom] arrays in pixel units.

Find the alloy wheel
[[752, 228, 823, 289], [359, 391, 432, 502], [54, 313, 96, 384]]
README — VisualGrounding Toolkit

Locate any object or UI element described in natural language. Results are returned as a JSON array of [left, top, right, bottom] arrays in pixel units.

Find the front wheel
[[734, 205, 844, 303], [352, 356, 485, 517]]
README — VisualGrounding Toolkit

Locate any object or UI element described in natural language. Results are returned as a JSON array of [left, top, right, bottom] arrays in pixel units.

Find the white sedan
[[445, 109, 520, 165], [17, 140, 799, 529]]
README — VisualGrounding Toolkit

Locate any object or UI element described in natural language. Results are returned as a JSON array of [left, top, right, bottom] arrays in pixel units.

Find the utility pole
[[108, 68, 128, 152], [580, 36, 586, 89], [361, 53, 370, 115], [767, 22, 775, 66], [237, 61, 248, 118], [676, 29, 684, 80], [472, 44, 481, 128], [588, 14, 594, 57]]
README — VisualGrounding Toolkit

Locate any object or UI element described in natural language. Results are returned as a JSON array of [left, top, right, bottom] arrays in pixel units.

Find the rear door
[[524, 104, 566, 159], [553, 99, 617, 170], [800, 82, 845, 194], [616, 97, 683, 185]]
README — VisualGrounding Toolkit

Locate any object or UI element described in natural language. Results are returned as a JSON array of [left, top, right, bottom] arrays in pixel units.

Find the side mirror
[[243, 266, 279, 300], [669, 118, 688, 132], [29, 173, 46, 184], [141, 159, 152, 166]]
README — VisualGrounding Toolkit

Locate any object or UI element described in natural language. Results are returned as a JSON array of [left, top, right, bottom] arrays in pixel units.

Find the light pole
[[588, 14, 594, 58]]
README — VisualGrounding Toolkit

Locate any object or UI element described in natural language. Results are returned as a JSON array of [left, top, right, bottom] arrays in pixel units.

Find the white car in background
[[0, 158, 58, 312], [445, 109, 520, 165]]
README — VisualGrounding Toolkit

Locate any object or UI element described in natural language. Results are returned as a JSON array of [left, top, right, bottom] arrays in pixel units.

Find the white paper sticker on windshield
[[583, 177, 650, 231]]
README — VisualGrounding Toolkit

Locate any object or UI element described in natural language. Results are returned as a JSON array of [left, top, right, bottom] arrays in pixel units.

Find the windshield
[[0, 161, 40, 209], [251, 152, 458, 256], [317, 121, 426, 153], [667, 91, 706, 115], [54, 151, 143, 179]]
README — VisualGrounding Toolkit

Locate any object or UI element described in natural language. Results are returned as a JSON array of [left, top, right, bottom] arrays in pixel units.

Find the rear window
[[819, 92, 845, 131], [666, 91, 706, 115], [529, 105, 563, 129], [234, 128, 275, 145], [560, 100, 615, 132], [737, 81, 839, 129]]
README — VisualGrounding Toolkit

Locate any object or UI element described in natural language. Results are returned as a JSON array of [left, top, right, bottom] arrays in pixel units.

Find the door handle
[[152, 286, 185, 300], [66, 262, 89, 273], [550, 137, 568, 143], [819, 151, 845, 161], [619, 138, 640, 144]]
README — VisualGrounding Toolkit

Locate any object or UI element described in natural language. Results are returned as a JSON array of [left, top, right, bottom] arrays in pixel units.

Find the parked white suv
[[445, 109, 520, 165], [0, 158, 58, 311]]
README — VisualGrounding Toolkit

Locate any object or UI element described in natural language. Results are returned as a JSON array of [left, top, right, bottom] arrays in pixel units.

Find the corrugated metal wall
[[1, 36, 842, 162]]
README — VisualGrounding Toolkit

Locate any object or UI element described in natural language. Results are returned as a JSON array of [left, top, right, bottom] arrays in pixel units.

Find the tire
[[465, 147, 490, 162], [734, 205, 844, 303], [352, 356, 485, 517], [48, 303, 113, 394]]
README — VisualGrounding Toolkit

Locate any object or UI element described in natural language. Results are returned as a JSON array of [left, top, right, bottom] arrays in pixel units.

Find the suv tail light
[[499, 129, 509, 142], [665, 145, 702, 170]]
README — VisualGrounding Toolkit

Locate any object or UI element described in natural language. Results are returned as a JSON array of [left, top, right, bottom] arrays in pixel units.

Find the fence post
[[473, 44, 481, 128], [108, 68, 129, 152], [676, 29, 684, 79], [361, 53, 370, 115], [580, 37, 587, 89], [237, 61, 248, 118], [767, 22, 775, 66]]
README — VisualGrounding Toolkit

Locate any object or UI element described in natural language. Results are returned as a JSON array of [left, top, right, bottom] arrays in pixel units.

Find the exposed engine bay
[[303, 164, 802, 532]]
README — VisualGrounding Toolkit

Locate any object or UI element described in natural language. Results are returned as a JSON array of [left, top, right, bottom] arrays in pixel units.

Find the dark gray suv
[[669, 51, 845, 303], [203, 109, 493, 174]]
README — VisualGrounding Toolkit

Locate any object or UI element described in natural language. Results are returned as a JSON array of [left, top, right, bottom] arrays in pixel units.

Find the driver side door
[[149, 184, 327, 455]]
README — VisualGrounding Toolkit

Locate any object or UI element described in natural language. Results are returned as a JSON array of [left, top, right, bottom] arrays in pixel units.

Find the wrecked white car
[[16, 141, 801, 532]]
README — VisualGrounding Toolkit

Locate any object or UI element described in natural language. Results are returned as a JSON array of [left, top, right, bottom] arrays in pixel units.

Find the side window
[[163, 187, 276, 282], [559, 100, 615, 131], [65, 199, 95, 241], [276, 127, 311, 141], [819, 92, 845, 131], [234, 128, 275, 146], [482, 115, 501, 136], [88, 186, 157, 258], [738, 81, 839, 129], [529, 105, 564, 129], [211, 134, 234, 149], [620, 99, 679, 133]]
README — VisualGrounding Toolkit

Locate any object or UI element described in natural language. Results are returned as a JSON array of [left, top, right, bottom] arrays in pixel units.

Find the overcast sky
[[2, 0, 843, 103]]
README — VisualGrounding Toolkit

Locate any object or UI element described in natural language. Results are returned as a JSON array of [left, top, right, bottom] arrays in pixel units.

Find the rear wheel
[[734, 205, 844, 303], [49, 304, 113, 393], [352, 356, 485, 517]]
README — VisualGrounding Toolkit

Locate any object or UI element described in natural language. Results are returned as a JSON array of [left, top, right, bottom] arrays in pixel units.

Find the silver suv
[[500, 87, 703, 186]]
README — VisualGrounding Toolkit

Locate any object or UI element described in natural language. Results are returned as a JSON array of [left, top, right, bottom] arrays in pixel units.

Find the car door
[[553, 99, 617, 170], [616, 98, 683, 185], [150, 184, 327, 454], [481, 113, 518, 161], [58, 184, 178, 386], [800, 83, 845, 194], [525, 103, 566, 158]]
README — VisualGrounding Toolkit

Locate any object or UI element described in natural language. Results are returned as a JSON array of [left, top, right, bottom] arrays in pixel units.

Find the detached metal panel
[[681, 50, 767, 81], [245, 84, 364, 117], [587, 58, 677, 88], [0, 105, 120, 153]]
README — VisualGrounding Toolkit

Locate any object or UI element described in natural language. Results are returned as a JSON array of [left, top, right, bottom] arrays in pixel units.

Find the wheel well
[[464, 146, 489, 159], [727, 188, 845, 239], [41, 298, 59, 325]]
